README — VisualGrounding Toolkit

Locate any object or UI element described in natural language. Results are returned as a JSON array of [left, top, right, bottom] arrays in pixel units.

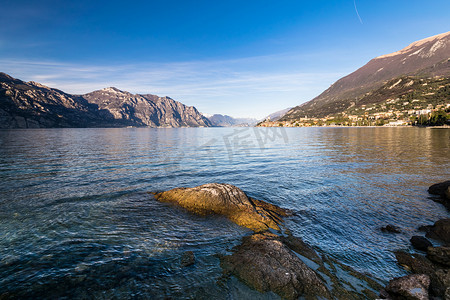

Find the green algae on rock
[[153, 183, 287, 232]]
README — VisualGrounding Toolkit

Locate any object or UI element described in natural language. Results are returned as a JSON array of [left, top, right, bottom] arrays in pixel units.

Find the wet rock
[[429, 181, 450, 209], [394, 250, 449, 298], [425, 219, 450, 246], [220, 232, 331, 300], [410, 236, 432, 252], [180, 251, 195, 267], [427, 246, 450, 267], [381, 225, 402, 233], [154, 183, 288, 232], [384, 274, 430, 300], [428, 181, 450, 198], [394, 251, 435, 274], [280, 232, 322, 263]]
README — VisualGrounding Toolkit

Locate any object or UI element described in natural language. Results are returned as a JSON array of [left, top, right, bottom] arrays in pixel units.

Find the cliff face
[[83, 88, 212, 127], [0, 73, 212, 128], [281, 31, 450, 120]]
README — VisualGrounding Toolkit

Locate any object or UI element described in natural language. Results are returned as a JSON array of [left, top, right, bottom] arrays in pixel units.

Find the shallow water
[[0, 127, 449, 298]]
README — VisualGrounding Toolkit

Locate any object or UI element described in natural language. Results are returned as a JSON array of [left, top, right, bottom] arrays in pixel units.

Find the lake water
[[0, 127, 449, 299]]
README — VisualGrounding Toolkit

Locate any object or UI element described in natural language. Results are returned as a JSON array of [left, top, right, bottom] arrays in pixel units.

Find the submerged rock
[[383, 274, 430, 300], [220, 232, 331, 300], [425, 219, 450, 246], [410, 236, 432, 252], [381, 225, 401, 233], [180, 251, 195, 267], [154, 183, 287, 232]]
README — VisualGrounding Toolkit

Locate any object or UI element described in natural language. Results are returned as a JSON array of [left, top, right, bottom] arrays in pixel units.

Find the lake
[[0, 127, 449, 299]]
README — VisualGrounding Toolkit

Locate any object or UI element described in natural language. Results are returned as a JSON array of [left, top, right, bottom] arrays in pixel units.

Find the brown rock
[[425, 219, 450, 245], [394, 251, 435, 275], [220, 232, 330, 300], [154, 183, 287, 232], [427, 246, 450, 267], [384, 274, 430, 300]]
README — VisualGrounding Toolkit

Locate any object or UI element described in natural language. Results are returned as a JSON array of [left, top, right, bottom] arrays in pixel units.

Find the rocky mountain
[[83, 88, 212, 127], [0, 72, 123, 128], [206, 114, 258, 127], [0, 73, 212, 128], [281, 31, 450, 120]]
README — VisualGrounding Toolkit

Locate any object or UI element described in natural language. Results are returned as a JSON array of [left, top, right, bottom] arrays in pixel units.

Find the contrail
[[354, 0, 363, 24]]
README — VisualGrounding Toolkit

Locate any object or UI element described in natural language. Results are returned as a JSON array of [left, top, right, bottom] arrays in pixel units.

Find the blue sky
[[1, 0, 449, 118]]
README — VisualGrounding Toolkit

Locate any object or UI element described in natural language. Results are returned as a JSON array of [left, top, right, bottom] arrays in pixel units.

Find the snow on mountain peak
[[375, 31, 450, 59]]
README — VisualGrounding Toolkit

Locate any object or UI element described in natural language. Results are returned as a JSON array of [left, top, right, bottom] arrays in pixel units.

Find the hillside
[[280, 31, 450, 121]]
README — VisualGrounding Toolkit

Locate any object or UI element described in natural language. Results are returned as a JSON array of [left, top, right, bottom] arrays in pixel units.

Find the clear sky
[[1, 0, 449, 118]]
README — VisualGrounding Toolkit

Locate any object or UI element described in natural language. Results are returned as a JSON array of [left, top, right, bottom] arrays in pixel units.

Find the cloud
[[0, 55, 345, 118]]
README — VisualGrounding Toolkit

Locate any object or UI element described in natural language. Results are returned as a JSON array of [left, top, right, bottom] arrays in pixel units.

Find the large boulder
[[425, 219, 450, 246], [428, 181, 450, 198], [384, 274, 430, 300], [154, 183, 287, 231], [220, 232, 331, 300], [428, 181, 450, 209]]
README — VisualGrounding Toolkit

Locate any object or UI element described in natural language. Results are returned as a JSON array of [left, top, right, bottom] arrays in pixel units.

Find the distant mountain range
[[279, 31, 450, 121], [206, 114, 258, 127], [0, 73, 212, 128]]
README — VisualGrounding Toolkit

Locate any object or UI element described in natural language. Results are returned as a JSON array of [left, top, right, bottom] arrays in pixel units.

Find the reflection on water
[[0, 127, 449, 298]]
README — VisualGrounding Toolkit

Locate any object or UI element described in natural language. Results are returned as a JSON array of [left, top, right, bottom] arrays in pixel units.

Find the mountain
[[263, 107, 292, 122], [83, 88, 212, 127], [207, 114, 258, 127], [0, 73, 212, 128], [281, 31, 450, 120], [0, 72, 122, 128]]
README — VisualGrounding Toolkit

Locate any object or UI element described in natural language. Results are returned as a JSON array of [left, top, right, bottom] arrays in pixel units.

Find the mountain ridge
[[280, 31, 450, 121], [206, 114, 258, 127], [0, 73, 212, 128]]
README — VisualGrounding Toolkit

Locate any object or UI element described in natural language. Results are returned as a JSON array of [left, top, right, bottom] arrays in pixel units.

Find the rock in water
[[220, 232, 331, 300], [180, 251, 195, 267], [153, 183, 287, 232], [384, 274, 430, 300], [425, 219, 450, 246], [428, 181, 450, 198], [410, 236, 433, 251], [381, 224, 401, 233], [428, 181, 450, 209]]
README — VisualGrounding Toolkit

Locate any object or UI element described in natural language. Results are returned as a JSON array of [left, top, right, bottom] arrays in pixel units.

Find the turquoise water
[[0, 127, 449, 298]]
